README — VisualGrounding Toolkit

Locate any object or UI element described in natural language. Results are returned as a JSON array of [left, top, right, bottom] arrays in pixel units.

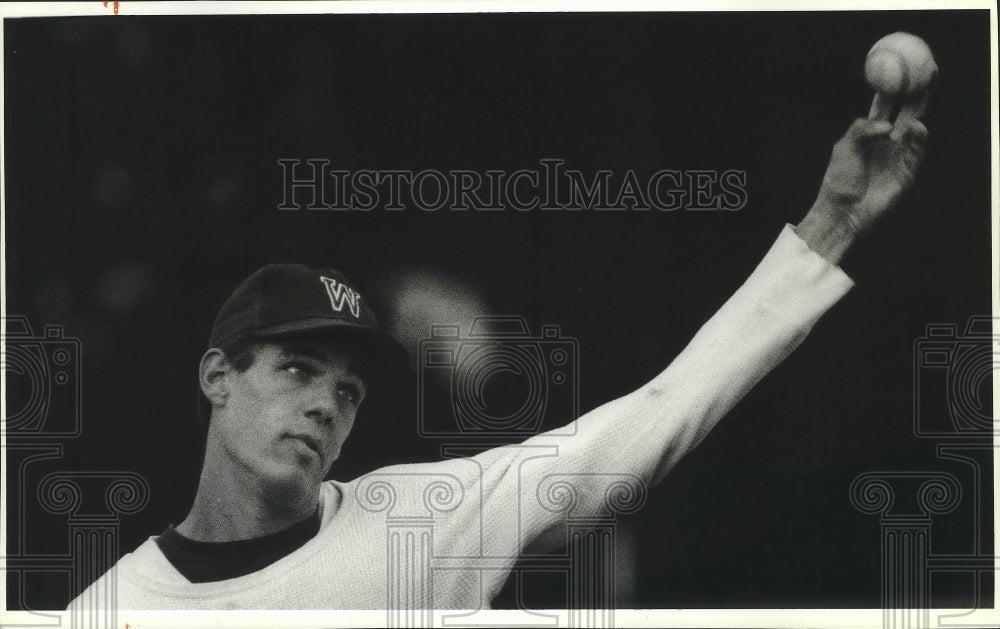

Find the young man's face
[[210, 336, 369, 502]]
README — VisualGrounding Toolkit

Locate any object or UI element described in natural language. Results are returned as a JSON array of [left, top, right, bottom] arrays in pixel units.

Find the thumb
[[892, 87, 933, 141]]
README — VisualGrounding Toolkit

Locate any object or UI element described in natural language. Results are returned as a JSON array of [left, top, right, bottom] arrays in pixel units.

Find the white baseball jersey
[[68, 225, 853, 610]]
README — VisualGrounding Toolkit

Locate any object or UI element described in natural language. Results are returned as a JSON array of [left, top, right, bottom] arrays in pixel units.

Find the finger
[[893, 68, 936, 137], [896, 118, 929, 181], [902, 117, 929, 148], [891, 104, 930, 144], [868, 92, 895, 121], [844, 117, 893, 144], [892, 89, 933, 141], [900, 143, 925, 182], [900, 65, 937, 121], [904, 119, 929, 168]]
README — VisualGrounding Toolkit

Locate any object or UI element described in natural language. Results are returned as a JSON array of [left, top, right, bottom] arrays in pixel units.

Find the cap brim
[[250, 317, 411, 384]]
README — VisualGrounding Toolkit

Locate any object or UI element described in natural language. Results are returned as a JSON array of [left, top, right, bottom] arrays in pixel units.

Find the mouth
[[285, 433, 323, 458]]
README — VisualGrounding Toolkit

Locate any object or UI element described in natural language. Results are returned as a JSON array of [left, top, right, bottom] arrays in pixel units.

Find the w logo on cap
[[320, 276, 362, 318]]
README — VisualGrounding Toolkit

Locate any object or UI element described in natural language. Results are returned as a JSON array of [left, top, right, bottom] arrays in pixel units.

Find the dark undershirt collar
[[155, 508, 321, 583]]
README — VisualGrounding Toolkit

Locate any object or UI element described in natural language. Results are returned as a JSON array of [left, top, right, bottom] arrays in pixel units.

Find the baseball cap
[[209, 264, 409, 380]]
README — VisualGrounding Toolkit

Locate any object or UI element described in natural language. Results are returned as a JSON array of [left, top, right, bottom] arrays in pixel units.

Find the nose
[[304, 383, 339, 427], [305, 406, 335, 427]]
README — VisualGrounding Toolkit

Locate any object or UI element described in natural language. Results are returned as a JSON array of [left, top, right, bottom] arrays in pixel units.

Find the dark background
[[4, 10, 993, 610]]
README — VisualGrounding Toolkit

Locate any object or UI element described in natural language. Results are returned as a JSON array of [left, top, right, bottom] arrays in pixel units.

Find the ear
[[199, 348, 233, 408]]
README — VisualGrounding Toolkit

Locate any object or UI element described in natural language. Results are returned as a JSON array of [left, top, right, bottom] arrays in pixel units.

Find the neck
[[176, 441, 318, 542]]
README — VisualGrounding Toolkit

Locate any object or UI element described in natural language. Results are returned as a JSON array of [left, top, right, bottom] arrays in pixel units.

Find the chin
[[258, 463, 324, 505]]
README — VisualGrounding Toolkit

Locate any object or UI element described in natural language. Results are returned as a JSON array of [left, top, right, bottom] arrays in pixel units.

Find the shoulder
[[66, 537, 171, 610], [329, 459, 483, 518]]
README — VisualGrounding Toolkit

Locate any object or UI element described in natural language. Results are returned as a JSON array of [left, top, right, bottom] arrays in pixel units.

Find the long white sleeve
[[66, 226, 855, 612], [467, 224, 855, 574]]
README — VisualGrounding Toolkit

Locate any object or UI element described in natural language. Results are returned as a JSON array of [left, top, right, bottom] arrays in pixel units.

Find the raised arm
[[527, 32, 933, 484], [470, 58, 932, 556], [446, 39, 938, 589], [798, 31, 934, 264], [537, 109, 929, 489]]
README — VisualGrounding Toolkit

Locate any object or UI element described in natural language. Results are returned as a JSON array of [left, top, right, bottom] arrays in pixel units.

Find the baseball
[[864, 32, 937, 97]]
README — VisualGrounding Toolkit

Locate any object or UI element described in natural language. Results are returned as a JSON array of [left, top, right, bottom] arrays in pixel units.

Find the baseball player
[[67, 55, 931, 613]]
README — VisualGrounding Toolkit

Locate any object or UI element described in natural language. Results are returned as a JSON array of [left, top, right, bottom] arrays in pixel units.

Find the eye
[[282, 360, 316, 379], [338, 384, 363, 407]]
